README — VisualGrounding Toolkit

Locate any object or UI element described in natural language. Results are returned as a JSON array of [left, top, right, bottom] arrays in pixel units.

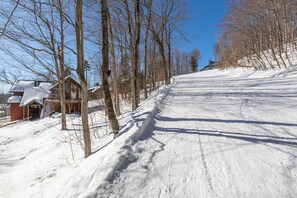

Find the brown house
[[46, 76, 82, 115], [7, 76, 82, 122], [88, 85, 103, 100]]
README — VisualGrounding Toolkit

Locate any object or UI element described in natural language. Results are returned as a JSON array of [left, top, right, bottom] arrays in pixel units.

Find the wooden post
[[27, 105, 29, 119]]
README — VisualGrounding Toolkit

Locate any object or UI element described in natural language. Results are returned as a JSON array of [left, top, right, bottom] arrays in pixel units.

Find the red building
[[7, 76, 81, 122], [46, 76, 82, 115]]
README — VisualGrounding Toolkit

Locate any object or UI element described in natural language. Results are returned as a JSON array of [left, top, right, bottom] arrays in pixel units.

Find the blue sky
[[182, 0, 227, 70], [0, 0, 227, 93]]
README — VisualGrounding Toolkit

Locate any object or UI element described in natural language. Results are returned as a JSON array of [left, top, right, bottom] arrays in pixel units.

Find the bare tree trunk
[[143, 34, 148, 99], [134, 0, 141, 106], [143, 0, 153, 100], [101, 0, 119, 136], [159, 39, 169, 85], [166, 26, 172, 81], [57, 0, 67, 130], [108, 9, 121, 116], [75, 0, 91, 158], [151, 41, 156, 91], [48, 0, 67, 130], [124, 0, 141, 111]]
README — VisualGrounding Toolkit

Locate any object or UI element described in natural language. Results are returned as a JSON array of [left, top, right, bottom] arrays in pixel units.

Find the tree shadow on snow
[[155, 115, 297, 127], [155, 127, 297, 147]]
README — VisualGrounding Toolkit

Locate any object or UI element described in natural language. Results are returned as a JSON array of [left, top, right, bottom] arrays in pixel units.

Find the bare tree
[[0, 0, 20, 37], [107, 8, 121, 116], [124, 0, 142, 110], [0, 0, 75, 130], [0, 68, 21, 85], [143, 0, 153, 100], [216, 0, 297, 69], [101, 0, 120, 136], [75, 0, 91, 158]]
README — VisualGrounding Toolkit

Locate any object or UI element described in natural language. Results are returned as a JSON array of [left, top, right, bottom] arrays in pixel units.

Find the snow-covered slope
[[96, 67, 297, 198], [1, 67, 297, 198], [0, 100, 132, 198]]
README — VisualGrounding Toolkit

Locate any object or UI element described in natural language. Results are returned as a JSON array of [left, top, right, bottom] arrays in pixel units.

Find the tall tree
[[107, 9, 121, 116], [75, 0, 91, 158], [124, 0, 142, 110], [0, 0, 72, 130], [143, 0, 153, 100], [101, 0, 120, 136]]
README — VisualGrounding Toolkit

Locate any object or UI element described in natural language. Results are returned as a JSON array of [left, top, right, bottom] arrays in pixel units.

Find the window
[[71, 82, 76, 99]]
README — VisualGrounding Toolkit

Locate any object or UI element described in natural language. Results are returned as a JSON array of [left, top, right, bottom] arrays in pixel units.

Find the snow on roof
[[7, 96, 22, 104], [50, 75, 81, 90], [9, 80, 35, 93], [20, 82, 52, 106], [65, 75, 80, 86], [88, 86, 101, 93]]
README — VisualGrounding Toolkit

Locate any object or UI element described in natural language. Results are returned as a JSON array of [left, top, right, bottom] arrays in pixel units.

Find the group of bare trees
[[215, 0, 297, 69], [173, 48, 201, 75], [0, 0, 201, 158]]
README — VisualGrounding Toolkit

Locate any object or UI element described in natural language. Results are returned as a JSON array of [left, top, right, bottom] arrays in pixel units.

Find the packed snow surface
[[1, 67, 297, 198], [97, 68, 297, 198]]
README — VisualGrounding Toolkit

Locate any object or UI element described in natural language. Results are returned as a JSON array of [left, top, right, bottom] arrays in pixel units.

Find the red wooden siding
[[10, 104, 27, 122]]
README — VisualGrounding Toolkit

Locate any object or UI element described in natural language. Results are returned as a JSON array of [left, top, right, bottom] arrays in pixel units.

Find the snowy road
[[99, 70, 297, 198]]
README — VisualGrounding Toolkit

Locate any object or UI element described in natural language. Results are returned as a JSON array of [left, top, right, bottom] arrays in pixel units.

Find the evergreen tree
[[190, 48, 201, 72]]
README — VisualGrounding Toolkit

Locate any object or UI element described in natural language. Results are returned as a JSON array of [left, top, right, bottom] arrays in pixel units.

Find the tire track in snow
[[159, 135, 176, 198], [194, 111, 215, 196], [197, 134, 214, 194], [157, 108, 179, 198], [200, 119, 241, 197]]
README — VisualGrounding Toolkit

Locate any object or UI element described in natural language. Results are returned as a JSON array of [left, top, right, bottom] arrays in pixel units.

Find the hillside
[[1, 67, 297, 197]]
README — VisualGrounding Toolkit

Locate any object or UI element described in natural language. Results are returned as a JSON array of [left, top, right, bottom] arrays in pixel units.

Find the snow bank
[[48, 86, 170, 198], [192, 66, 297, 79], [237, 44, 297, 69]]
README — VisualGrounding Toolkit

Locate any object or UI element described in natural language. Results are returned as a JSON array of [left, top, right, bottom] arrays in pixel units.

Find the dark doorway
[[29, 103, 41, 120]]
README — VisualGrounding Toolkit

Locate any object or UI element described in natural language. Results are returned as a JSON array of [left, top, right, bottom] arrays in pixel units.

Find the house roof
[[7, 80, 52, 106], [20, 82, 52, 106], [88, 85, 101, 93], [9, 80, 35, 93], [50, 75, 81, 90], [7, 96, 22, 104]]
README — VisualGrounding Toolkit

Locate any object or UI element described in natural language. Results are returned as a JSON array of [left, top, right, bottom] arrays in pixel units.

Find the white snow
[[238, 44, 297, 69], [9, 80, 35, 93], [0, 99, 133, 198], [7, 95, 22, 103], [1, 67, 297, 198], [20, 82, 52, 106], [88, 86, 101, 93], [7, 80, 52, 106]]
